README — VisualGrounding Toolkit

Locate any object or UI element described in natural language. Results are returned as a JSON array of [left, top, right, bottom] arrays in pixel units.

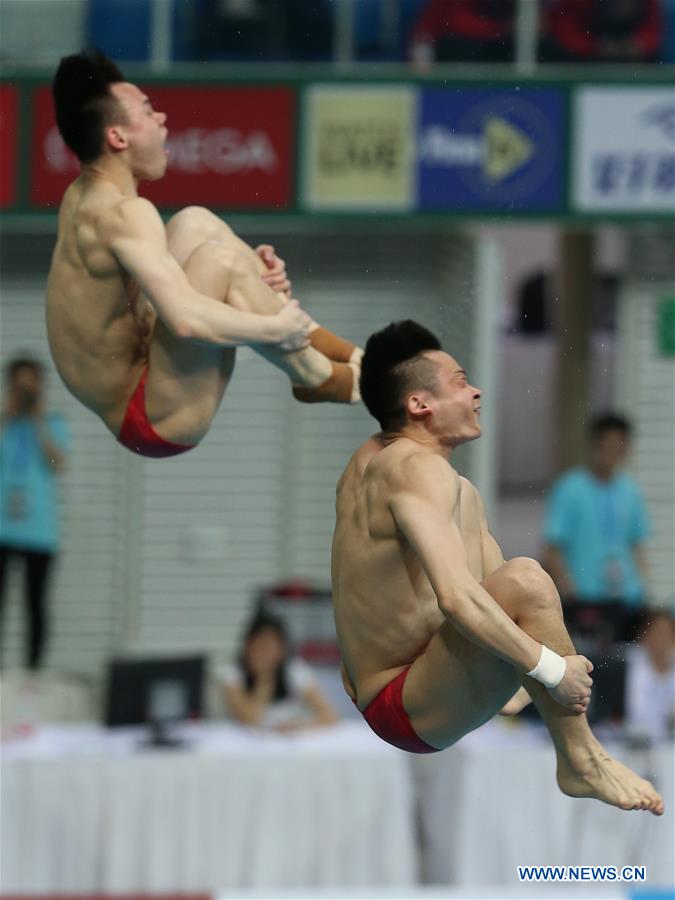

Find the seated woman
[[219, 611, 338, 732]]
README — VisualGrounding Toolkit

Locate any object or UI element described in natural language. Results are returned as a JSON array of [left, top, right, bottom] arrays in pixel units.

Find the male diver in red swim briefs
[[46, 51, 361, 459], [331, 320, 664, 815]]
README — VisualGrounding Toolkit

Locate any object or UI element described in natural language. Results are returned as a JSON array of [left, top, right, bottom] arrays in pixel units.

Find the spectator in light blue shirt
[[542, 413, 650, 641], [0, 358, 70, 670]]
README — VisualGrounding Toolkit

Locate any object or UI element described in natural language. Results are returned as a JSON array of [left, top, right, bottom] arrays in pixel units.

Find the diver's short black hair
[[360, 320, 442, 431], [589, 412, 632, 441], [52, 50, 126, 163]]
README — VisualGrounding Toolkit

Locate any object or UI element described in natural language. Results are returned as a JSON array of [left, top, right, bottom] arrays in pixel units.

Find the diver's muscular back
[[46, 177, 146, 429], [331, 435, 486, 709]]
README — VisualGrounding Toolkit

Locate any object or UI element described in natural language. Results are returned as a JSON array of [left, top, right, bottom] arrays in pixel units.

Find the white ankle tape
[[348, 361, 361, 404], [349, 346, 364, 366], [527, 645, 566, 688]]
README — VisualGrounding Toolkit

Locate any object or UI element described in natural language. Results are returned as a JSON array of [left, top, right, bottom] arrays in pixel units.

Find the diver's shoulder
[[380, 440, 452, 489], [349, 433, 386, 472], [458, 473, 480, 497], [59, 178, 122, 229], [56, 178, 84, 223]]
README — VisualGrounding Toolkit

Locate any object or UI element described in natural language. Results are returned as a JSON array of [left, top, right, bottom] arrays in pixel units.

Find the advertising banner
[[417, 87, 565, 212], [0, 85, 19, 209], [573, 87, 675, 213], [143, 86, 295, 208], [30, 85, 296, 209], [303, 85, 416, 210]]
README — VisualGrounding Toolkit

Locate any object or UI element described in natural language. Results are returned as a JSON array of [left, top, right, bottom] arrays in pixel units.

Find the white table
[[1, 720, 417, 893], [415, 720, 674, 889]]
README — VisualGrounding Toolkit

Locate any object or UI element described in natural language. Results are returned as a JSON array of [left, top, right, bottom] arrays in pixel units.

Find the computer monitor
[[587, 655, 626, 724], [104, 655, 206, 728]]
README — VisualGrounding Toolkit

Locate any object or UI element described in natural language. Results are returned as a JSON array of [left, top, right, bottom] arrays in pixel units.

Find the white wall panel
[[616, 264, 675, 607]]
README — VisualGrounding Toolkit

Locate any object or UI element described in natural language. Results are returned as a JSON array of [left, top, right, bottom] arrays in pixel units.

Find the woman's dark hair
[[360, 320, 442, 431], [238, 610, 290, 702], [52, 50, 126, 164]]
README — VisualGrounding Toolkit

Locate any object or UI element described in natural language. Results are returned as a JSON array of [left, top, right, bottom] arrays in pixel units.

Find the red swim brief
[[117, 369, 195, 459], [358, 667, 439, 754]]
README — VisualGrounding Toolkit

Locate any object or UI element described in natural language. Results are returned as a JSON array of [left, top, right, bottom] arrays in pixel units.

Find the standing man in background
[[541, 413, 651, 643], [0, 358, 70, 670]]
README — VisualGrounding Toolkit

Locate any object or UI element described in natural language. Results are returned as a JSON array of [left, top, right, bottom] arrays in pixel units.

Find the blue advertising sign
[[572, 87, 675, 214], [417, 88, 566, 212]]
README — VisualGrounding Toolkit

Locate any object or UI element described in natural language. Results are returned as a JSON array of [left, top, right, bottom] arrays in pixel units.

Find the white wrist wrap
[[527, 645, 566, 689]]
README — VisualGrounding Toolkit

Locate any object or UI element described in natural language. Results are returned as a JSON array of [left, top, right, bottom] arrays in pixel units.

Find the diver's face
[[108, 82, 168, 181], [417, 351, 482, 445]]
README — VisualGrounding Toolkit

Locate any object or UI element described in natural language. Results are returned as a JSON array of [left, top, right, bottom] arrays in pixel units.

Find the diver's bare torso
[[46, 177, 151, 433], [332, 435, 488, 709]]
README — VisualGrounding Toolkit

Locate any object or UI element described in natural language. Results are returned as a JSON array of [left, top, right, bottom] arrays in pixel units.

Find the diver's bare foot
[[557, 750, 664, 815], [498, 687, 532, 716]]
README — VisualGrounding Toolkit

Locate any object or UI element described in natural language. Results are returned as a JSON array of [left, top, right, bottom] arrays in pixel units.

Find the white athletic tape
[[527, 644, 566, 689]]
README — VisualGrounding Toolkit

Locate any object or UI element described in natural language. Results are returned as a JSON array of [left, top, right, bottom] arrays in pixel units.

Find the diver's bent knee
[[185, 240, 248, 277], [167, 206, 210, 231], [507, 556, 543, 574], [499, 556, 541, 580], [168, 206, 233, 240], [503, 557, 556, 601]]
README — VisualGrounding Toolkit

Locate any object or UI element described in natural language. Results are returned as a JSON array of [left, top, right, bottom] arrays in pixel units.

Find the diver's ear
[[406, 391, 433, 421], [106, 124, 129, 152]]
